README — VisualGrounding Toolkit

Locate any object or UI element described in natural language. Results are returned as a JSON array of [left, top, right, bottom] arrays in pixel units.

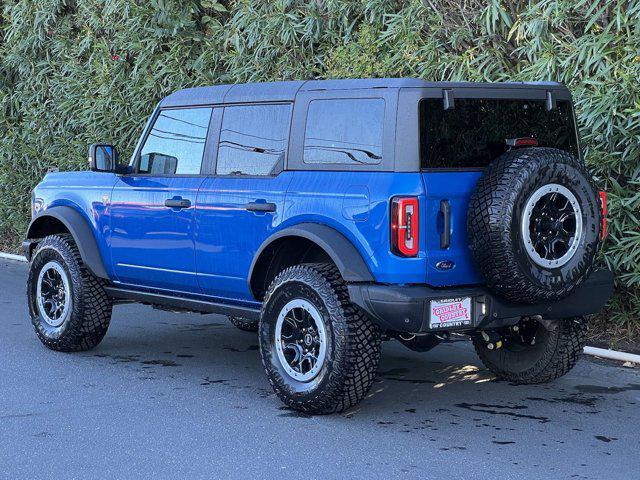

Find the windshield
[[420, 97, 579, 169]]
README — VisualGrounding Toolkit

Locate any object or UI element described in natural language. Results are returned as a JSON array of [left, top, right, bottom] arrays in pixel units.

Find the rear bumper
[[347, 269, 614, 333]]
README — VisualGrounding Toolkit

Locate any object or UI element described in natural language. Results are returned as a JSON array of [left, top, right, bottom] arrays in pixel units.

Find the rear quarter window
[[303, 98, 384, 165], [420, 98, 579, 169]]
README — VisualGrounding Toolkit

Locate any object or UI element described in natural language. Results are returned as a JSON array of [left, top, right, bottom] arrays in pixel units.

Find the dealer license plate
[[429, 297, 472, 329]]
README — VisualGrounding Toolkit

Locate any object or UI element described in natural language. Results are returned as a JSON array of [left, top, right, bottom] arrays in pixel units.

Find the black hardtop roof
[[159, 78, 567, 108]]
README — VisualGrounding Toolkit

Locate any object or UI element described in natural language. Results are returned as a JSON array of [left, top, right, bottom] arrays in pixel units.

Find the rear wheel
[[472, 317, 586, 384], [27, 234, 112, 352], [259, 263, 381, 414]]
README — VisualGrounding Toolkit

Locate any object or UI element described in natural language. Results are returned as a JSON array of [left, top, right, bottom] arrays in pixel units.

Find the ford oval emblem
[[436, 260, 455, 271]]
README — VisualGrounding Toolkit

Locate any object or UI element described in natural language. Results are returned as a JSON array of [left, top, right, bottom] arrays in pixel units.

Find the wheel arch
[[25, 206, 109, 279], [248, 223, 374, 301]]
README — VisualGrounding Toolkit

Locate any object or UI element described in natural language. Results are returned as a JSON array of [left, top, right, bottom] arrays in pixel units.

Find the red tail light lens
[[391, 196, 419, 257], [599, 190, 607, 240], [506, 137, 539, 148]]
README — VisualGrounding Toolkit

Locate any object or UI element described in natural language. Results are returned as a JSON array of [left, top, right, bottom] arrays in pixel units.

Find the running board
[[103, 286, 261, 320]]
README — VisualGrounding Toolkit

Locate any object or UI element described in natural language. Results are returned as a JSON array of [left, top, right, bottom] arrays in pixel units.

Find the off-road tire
[[468, 147, 601, 304], [259, 263, 381, 414], [27, 234, 112, 352], [472, 317, 586, 384], [228, 316, 259, 332]]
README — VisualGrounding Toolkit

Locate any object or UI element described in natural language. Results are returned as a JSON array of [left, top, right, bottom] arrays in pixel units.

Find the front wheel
[[27, 234, 112, 352], [259, 263, 381, 414], [473, 317, 586, 384]]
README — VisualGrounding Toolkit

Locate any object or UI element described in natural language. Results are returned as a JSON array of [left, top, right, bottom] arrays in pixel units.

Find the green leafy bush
[[1, 0, 638, 334]]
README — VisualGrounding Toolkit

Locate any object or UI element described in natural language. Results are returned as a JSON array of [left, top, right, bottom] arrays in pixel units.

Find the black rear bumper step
[[347, 269, 614, 334]]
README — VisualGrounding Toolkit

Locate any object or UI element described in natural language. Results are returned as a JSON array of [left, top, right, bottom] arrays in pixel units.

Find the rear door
[[109, 106, 214, 292], [195, 103, 293, 301]]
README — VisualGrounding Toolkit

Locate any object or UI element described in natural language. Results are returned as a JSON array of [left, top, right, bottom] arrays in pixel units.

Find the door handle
[[164, 198, 191, 209], [440, 200, 451, 249], [246, 201, 276, 213]]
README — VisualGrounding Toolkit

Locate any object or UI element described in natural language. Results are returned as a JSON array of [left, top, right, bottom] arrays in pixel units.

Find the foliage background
[[0, 0, 638, 340]]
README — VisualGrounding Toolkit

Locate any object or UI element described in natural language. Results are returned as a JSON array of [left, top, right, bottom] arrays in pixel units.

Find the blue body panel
[[33, 171, 118, 278], [32, 169, 483, 301], [284, 171, 429, 285], [422, 171, 483, 286], [109, 175, 205, 293], [195, 174, 293, 302]]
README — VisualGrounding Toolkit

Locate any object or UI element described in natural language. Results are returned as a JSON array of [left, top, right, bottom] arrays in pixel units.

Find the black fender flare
[[248, 223, 374, 298], [25, 206, 109, 279]]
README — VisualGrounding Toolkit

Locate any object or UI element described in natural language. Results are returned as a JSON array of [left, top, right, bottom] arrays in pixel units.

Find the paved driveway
[[1, 258, 638, 479]]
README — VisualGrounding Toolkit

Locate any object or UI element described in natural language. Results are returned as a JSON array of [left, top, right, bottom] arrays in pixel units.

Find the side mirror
[[89, 144, 119, 172]]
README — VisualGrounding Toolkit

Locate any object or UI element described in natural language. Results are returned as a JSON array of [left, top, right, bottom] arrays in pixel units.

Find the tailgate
[[422, 171, 483, 287]]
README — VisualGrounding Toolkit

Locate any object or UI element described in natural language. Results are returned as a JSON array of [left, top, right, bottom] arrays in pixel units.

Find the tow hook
[[481, 330, 502, 350]]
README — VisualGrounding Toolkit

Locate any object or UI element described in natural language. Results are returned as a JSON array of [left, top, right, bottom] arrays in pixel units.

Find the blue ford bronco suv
[[24, 79, 613, 414]]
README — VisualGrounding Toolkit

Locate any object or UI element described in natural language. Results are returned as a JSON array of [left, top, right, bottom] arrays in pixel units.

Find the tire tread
[[468, 147, 600, 303], [260, 263, 381, 414], [472, 318, 587, 384], [28, 234, 112, 352]]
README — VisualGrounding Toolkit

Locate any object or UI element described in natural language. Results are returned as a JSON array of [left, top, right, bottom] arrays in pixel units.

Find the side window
[[303, 98, 384, 165], [216, 104, 292, 176], [138, 107, 212, 175]]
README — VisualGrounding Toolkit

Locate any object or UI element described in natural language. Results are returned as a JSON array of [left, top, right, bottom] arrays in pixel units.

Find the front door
[[195, 103, 293, 302], [110, 106, 213, 293]]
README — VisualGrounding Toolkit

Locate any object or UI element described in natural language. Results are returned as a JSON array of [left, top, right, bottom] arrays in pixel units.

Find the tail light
[[391, 196, 419, 257], [506, 137, 539, 148], [599, 191, 607, 241]]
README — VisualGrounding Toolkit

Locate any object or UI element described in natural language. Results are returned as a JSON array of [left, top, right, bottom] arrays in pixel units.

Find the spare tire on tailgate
[[467, 147, 602, 304]]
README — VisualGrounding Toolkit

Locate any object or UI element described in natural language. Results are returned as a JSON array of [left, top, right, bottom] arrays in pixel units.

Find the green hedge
[[1, 0, 638, 330]]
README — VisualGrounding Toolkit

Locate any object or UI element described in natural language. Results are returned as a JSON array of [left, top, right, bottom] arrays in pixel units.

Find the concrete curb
[[0, 251, 27, 262], [583, 346, 640, 365], [0, 250, 638, 364]]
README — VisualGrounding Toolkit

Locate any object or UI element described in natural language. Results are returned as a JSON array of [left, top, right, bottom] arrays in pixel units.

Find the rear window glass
[[303, 98, 384, 165], [420, 98, 578, 169], [216, 104, 291, 176]]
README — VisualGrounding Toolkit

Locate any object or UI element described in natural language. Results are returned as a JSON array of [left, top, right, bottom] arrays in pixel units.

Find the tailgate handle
[[439, 200, 451, 249]]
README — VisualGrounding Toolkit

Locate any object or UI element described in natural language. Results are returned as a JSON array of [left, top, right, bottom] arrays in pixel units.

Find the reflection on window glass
[[94, 145, 114, 171], [420, 98, 579, 169], [216, 104, 291, 176], [139, 107, 212, 175], [303, 98, 384, 165]]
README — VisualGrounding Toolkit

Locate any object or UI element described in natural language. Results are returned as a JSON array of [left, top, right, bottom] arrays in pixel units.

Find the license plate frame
[[429, 297, 472, 330]]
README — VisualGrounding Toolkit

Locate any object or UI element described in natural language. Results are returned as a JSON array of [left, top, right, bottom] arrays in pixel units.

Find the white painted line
[[0, 252, 27, 262], [584, 346, 640, 364]]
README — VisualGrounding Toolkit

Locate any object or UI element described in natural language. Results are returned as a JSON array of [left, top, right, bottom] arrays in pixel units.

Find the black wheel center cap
[[303, 333, 313, 346], [540, 218, 559, 231]]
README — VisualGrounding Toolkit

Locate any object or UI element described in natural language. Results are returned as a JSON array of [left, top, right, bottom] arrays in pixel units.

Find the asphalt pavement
[[1, 258, 638, 479]]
